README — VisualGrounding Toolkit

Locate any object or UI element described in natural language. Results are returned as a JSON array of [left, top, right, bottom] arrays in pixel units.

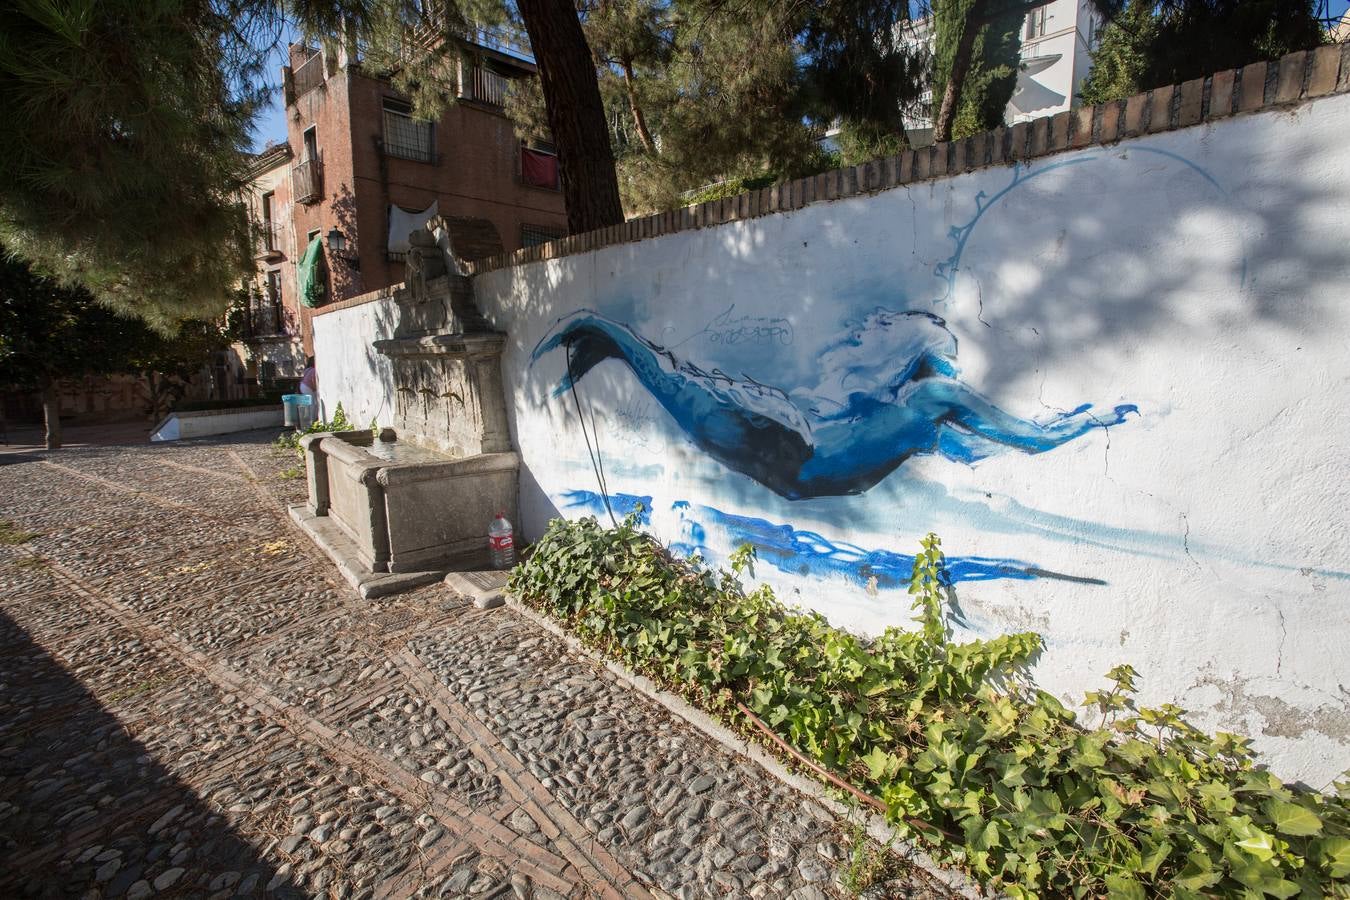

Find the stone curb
[[500, 594, 987, 899]]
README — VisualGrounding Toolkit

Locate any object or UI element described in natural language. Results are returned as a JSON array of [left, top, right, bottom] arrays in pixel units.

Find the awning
[[522, 148, 559, 189], [297, 235, 326, 308], [387, 201, 440, 254]]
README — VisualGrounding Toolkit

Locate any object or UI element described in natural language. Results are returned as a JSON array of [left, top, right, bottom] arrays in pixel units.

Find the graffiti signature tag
[[694, 305, 794, 347]]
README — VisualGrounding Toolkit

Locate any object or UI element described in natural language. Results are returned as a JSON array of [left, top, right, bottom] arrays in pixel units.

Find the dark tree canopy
[[0, 248, 229, 445], [0, 0, 280, 331], [1082, 0, 1328, 105]]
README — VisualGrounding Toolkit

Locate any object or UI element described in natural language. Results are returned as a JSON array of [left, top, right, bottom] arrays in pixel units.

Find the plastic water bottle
[[488, 512, 515, 569]]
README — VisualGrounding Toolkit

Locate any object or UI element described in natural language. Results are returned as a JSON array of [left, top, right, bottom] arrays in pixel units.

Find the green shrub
[[273, 401, 352, 455], [509, 514, 1350, 898]]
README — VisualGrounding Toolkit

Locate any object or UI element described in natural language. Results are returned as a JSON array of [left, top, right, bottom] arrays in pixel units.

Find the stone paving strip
[[0, 431, 954, 899]]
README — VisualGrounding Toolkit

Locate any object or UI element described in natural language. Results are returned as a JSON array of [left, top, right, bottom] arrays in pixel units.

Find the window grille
[[521, 224, 566, 248], [382, 101, 435, 163]]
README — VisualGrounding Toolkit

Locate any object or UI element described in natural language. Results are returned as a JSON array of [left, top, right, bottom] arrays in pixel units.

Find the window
[[261, 191, 276, 251], [266, 270, 283, 334], [521, 224, 566, 248], [303, 126, 318, 162], [520, 140, 559, 190], [1026, 5, 1049, 39], [382, 99, 435, 163]]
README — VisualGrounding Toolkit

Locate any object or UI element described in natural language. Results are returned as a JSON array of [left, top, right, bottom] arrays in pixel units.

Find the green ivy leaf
[[1315, 835, 1350, 879], [1262, 799, 1323, 837], [1103, 874, 1146, 899]]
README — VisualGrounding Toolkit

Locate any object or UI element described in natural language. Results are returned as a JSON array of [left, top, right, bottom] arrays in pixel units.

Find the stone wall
[[315, 46, 1350, 785]]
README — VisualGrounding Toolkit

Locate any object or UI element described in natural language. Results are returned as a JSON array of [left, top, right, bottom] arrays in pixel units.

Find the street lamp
[[326, 228, 360, 270]]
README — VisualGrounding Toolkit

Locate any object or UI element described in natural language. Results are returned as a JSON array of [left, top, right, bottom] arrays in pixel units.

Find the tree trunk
[[622, 58, 658, 155], [41, 378, 61, 450], [933, 0, 990, 144], [516, 0, 626, 234]]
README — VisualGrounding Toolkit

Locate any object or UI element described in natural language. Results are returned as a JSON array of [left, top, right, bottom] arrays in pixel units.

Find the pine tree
[[1080, 1, 1158, 105], [0, 0, 277, 331], [0, 250, 227, 448], [800, 0, 929, 163]]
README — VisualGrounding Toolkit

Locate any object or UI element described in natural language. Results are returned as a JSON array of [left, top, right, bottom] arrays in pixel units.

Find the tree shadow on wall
[[497, 123, 1350, 496], [0, 608, 299, 898], [329, 183, 363, 302]]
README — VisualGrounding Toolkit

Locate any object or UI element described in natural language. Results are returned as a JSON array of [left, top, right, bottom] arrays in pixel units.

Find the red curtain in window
[[521, 148, 559, 189]]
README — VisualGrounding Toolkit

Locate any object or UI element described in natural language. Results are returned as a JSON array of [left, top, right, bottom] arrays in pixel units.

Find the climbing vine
[[509, 514, 1350, 897]]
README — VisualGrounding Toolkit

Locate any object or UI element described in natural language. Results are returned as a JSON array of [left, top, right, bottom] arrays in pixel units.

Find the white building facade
[[900, 0, 1102, 146]]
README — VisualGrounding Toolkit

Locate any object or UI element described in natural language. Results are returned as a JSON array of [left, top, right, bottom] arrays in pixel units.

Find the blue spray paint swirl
[[556, 491, 1050, 589]]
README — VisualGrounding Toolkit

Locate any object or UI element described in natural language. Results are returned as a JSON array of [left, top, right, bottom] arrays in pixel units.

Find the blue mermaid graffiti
[[532, 307, 1136, 501]]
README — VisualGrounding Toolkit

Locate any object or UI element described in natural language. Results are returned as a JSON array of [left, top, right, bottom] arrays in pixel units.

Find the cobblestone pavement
[[0, 432, 952, 899]]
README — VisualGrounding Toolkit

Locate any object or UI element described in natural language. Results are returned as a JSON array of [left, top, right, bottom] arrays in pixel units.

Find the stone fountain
[[290, 223, 519, 599]]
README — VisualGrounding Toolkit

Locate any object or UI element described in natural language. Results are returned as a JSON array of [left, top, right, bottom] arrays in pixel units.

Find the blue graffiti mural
[[533, 308, 1135, 500], [554, 491, 1076, 589], [558, 490, 653, 525], [674, 503, 1046, 589]]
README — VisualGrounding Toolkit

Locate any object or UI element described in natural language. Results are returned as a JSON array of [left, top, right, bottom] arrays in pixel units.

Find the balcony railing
[[293, 52, 325, 100], [256, 220, 283, 257], [249, 307, 284, 339], [292, 157, 322, 205], [463, 65, 509, 108]]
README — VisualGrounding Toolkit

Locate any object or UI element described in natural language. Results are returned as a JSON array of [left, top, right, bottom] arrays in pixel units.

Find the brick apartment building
[[231, 33, 567, 395]]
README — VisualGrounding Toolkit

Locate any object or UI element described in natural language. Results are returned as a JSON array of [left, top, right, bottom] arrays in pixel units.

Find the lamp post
[[326, 228, 360, 270]]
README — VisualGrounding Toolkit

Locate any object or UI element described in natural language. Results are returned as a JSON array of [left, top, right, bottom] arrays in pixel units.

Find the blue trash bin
[[282, 393, 314, 429]]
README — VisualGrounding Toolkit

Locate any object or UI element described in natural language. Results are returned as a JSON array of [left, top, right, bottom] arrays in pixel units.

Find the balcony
[[293, 52, 325, 100], [462, 65, 510, 108], [248, 308, 284, 340], [292, 157, 322, 205]]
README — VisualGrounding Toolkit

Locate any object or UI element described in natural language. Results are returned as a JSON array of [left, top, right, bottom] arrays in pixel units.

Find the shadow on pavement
[[0, 609, 297, 898]]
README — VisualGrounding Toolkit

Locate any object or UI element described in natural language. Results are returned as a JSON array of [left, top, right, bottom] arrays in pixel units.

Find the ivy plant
[[509, 514, 1350, 897]]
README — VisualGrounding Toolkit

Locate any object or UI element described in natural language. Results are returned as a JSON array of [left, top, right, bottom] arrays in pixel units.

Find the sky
[[247, 2, 1350, 153], [248, 20, 300, 153]]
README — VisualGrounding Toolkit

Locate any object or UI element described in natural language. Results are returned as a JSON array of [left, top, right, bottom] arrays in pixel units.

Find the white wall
[[470, 94, 1350, 786], [311, 292, 400, 429]]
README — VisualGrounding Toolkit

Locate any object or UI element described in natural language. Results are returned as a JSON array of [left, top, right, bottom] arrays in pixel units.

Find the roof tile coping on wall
[[310, 282, 401, 318], [301, 44, 1345, 296]]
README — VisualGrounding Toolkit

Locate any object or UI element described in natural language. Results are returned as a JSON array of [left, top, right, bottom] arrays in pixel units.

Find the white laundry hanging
[[386, 201, 440, 254]]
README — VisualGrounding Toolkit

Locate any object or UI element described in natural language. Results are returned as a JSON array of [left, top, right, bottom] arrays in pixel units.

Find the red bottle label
[[489, 534, 513, 550]]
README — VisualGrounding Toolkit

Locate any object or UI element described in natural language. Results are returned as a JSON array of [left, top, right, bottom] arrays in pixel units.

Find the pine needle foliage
[[0, 0, 283, 331], [0, 248, 228, 396]]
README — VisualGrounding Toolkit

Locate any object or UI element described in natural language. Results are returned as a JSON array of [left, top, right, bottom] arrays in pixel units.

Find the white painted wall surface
[[149, 407, 284, 442], [468, 95, 1350, 785], [311, 293, 401, 429]]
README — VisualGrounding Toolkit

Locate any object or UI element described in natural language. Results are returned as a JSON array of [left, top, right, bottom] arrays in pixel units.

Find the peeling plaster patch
[[1191, 673, 1350, 741], [951, 593, 1051, 638], [1249, 694, 1350, 741]]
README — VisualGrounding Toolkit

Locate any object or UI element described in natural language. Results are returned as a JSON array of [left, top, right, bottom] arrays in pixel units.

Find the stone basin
[[295, 428, 518, 597], [291, 221, 520, 599]]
